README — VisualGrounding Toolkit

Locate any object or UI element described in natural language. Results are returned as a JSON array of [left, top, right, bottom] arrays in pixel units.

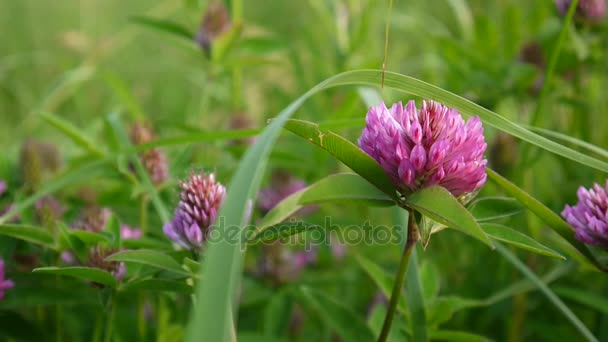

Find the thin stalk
[[137, 293, 146, 340], [378, 209, 420, 342], [522, 0, 579, 165], [104, 293, 117, 342], [381, 0, 394, 88]]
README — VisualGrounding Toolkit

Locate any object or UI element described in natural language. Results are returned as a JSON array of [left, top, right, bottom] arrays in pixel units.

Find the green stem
[[104, 292, 116, 342], [381, 0, 394, 88], [378, 209, 420, 342], [522, 0, 579, 166], [529, 0, 578, 127], [137, 293, 146, 341]]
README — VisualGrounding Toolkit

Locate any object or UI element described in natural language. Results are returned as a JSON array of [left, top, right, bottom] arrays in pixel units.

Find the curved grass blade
[[105, 113, 170, 223], [188, 68, 601, 341], [527, 125, 608, 160], [496, 243, 597, 342], [336, 70, 608, 173], [554, 286, 608, 315], [41, 112, 105, 157], [486, 168, 600, 269]]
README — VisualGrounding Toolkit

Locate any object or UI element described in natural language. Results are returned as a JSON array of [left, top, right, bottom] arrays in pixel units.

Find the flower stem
[[378, 209, 420, 342]]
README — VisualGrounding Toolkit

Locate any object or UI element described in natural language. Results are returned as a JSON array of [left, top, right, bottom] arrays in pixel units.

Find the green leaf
[[252, 173, 394, 241], [130, 16, 194, 41], [41, 112, 105, 157], [283, 119, 396, 199], [70, 230, 112, 246], [482, 223, 565, 259], [120, 278, 193, 294], [554, 286, 608, 315], [248, 222, 321, 245], [254, 190, 305, 237], [496, 243, 598, 342], [33, 267, 117, 288], [122, 237, 172, 250], [0, 224, 55, 249], [105, 215, 121, 248], [486, 168, 599, 269], [356, 255, 408, 315], [105, 250, 188, 276], [405, 186, 493, 248], [299, 173, 394, 206], [429, 330, 491, 342], [298, 286, 376, 342]]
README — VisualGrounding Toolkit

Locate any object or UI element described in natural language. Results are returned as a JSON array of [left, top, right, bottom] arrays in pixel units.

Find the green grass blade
[[486, 168, 599, 269], [405, 250, 428, 342], [105, 113, 170, 223], [41, 112, 105, 157], [333, 69, 608, 173], [496, 243, 597, 342]]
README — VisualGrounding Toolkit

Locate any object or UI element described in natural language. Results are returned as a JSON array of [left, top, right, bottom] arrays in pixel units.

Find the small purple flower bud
[[358, 100, 487, 198], [562, 181, 608, 249], [0, 258, 15, 300], [72, 206, 111, 233], [0, 180, 6, 197], [163, 172, 226, 250], [120, 225, 142, 240], [129, 123, 169, 186], [196, 2, 231, 56]]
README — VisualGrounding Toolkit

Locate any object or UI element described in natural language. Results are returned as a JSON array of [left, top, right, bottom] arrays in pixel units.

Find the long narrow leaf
[[496, 243, 597, 342]]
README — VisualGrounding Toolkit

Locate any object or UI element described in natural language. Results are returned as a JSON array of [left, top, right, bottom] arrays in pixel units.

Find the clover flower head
[[358, 100, 487, 198], [163, 172, 226, 249], [562, 181, 608, 249]]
